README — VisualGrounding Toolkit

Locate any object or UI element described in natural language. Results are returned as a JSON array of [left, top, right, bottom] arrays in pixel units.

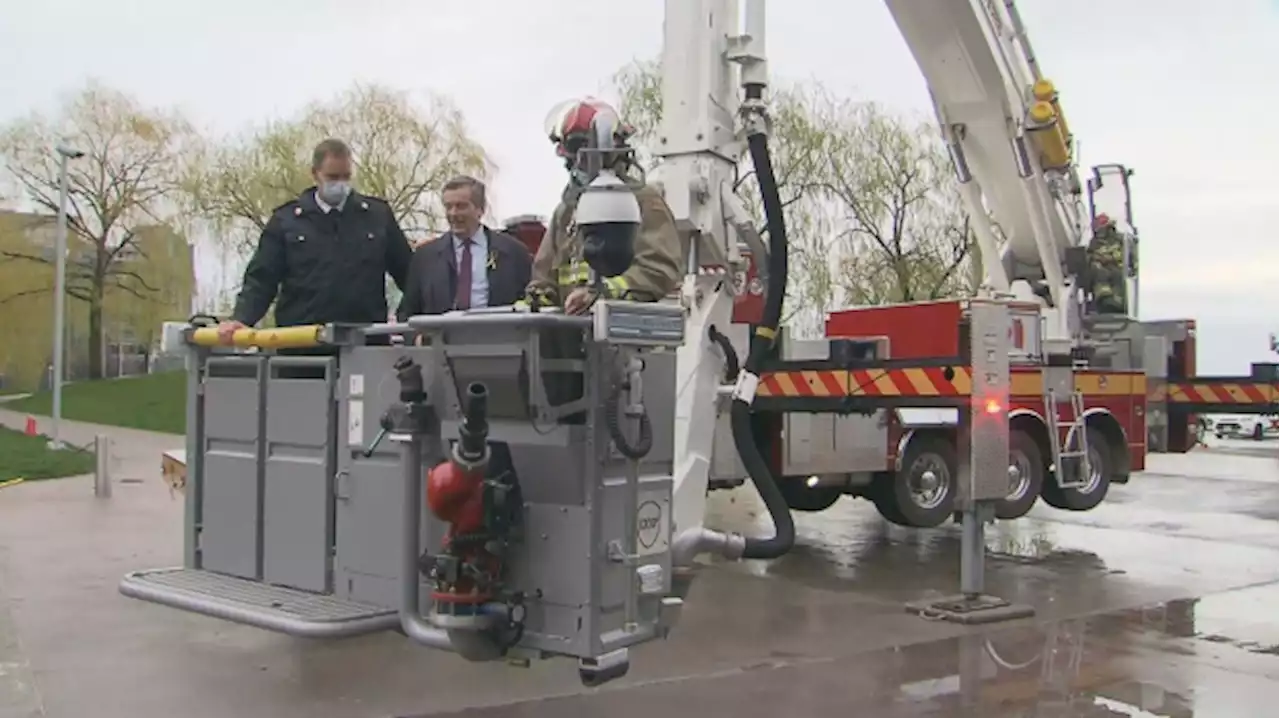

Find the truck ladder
[[1045, 389, 1091, 489]]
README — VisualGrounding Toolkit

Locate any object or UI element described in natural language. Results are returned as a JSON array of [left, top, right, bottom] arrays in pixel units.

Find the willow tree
[[612, 61, 986, 336], [182, 82, 494, 311]]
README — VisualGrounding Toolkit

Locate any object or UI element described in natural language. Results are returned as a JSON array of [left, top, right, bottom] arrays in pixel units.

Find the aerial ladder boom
[[883, 0, 1088, 345]]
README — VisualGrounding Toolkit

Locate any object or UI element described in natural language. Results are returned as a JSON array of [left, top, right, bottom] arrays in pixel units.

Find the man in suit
[[396, 175, 533, 319]]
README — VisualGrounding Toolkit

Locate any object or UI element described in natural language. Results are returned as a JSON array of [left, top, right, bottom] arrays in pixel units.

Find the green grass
[[5, 372, 186, 435], [0, 427, 97, 482]]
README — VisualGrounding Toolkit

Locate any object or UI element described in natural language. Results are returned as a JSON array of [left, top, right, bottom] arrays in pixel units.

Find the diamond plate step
[[119, 567, 398, 638]]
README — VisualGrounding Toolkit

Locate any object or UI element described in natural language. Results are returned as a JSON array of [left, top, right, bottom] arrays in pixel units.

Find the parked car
[[1214, 415, 1279, 441]]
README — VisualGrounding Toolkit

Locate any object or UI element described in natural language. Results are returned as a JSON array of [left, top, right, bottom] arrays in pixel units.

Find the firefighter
[[522, 98, 682, 314], [1086, 213, 1135, 315], [218, 138, 413, 343]]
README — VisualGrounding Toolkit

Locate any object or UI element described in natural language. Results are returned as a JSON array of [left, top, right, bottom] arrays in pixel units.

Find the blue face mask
[[318, 180, 351, 206]]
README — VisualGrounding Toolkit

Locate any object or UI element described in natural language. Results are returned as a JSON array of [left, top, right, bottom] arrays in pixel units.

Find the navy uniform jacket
[[231, 188, 412, 327]]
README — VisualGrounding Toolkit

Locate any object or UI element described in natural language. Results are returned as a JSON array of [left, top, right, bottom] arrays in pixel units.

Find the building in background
[[0, 210, 195, 392]]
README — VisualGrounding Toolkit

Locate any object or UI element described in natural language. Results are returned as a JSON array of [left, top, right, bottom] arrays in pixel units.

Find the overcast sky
[[1, 0, 1276, 373]]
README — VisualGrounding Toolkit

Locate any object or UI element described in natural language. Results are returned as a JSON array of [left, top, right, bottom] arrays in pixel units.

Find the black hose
[[458, 381, 489, 462], [731, 128, 795, 561], [606, 383, 653, 460], [708, 325, 740, 383]]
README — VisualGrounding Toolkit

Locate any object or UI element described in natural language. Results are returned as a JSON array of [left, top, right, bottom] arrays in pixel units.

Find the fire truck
[[502, 0, 1280, 531], [119, 0, 1279, 686]]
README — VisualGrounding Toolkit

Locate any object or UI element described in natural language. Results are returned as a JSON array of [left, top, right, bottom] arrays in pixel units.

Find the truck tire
[[1041, 427, 1111, 511], [778, 477, 842, 512], [996, 429, 1045, 520], [869, 476, 911, 526], [883, 434, 957, 528]]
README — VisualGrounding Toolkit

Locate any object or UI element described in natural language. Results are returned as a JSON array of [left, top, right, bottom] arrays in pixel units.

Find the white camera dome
[[575, 171, 641, 226]]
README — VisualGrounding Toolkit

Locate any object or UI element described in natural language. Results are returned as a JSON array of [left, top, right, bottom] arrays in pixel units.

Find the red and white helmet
[[543, 97, 634, 160]]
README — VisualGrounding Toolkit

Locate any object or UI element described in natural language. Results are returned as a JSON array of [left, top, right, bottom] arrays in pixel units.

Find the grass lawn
[[5, 371, 186, 435], [0, 427, 97, 482]]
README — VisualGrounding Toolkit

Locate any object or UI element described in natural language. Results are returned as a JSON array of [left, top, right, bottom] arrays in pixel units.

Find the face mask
[[318, 180, 351, 206]]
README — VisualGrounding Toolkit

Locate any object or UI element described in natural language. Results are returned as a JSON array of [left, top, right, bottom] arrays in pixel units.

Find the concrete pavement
[[0, 409, 1275, 717]]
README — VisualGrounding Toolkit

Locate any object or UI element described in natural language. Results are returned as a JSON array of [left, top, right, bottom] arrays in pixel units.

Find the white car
[[1214, 415, 1279, 441]]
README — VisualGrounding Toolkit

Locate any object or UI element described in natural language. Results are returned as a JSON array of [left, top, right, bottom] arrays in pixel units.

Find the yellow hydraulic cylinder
[[1032, 79, 1072, 145], [188, 324, 326, 349], [1027, 101, 1071, 171]]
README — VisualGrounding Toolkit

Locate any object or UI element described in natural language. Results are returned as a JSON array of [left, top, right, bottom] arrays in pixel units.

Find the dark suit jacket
[[396, 226, 533, 320]]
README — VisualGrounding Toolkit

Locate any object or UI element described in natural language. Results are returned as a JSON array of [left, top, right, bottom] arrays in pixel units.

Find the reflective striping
[[903, 368, 939, 396], [757, 367, 972, 397], [1161, 381, 1277, 405], [758, 367, 1153, 400]]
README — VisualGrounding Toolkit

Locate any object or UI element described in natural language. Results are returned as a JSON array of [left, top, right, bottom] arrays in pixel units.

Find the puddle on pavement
[[425, 597, 1279, 717]]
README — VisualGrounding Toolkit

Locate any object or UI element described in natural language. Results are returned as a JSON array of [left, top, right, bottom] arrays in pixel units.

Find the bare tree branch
[[0, 81, 192, 378]]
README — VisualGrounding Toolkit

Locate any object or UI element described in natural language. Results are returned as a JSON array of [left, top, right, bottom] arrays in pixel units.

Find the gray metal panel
[[334, 346, 436, 607], [1143, 335, 1169, 379], [963, 301, 1011, 503], [199, 365, 264, 580], [336, 454, 404, 608], [184, 350, 202, 568], [261, 360, 336, 593], [505, 504, 593, 607], [593, 476, 672, 654]]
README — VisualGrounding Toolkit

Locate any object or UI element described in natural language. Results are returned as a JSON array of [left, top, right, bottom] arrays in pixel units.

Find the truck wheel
[[778, 477, 842, 512], [886, 435, 957, 528], [996, 430, 1045, 520], [869, 476, 911, 526], [1252, 423, 1264, 441], [1041, 427, 1111, 511]]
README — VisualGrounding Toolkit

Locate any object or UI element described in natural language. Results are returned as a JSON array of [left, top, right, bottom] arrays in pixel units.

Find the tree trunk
[[88, 290, 104, 380]]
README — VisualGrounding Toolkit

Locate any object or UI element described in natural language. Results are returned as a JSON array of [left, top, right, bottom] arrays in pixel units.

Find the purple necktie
[[455, 238, 472, 310]]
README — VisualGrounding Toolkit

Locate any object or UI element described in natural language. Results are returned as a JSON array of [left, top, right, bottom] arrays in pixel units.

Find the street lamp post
[[49, 144, 84, 450]]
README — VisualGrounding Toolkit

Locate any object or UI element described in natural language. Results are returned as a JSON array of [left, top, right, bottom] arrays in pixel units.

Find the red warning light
[[984, 398, 1003, 415]]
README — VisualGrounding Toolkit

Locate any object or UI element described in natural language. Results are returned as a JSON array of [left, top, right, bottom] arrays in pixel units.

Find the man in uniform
[[523, 98, 682, 314], [1085, 213, 1135, 315], [216, 138, 413, 342]]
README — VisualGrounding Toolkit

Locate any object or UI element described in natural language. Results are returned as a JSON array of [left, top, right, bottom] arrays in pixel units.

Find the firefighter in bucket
[[520, 97, 682, 314], [1086, 212, 1136, 315]]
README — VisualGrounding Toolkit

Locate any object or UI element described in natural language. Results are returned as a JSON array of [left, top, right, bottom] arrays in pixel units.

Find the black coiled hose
[[606, 382, 653, 460], [731, 111, 796, 561], [708, 325, 740, 383]]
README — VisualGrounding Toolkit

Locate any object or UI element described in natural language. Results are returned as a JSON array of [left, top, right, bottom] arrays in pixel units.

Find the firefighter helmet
[[543, 97, 634, 159]]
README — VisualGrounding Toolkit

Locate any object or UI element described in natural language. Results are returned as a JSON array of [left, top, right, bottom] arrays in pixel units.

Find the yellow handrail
[[188, 325, 326, 350]]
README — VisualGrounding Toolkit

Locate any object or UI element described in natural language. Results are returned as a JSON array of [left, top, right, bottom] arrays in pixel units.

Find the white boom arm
[[884, 0, 1089, 343], [655, 0, 765, 556]]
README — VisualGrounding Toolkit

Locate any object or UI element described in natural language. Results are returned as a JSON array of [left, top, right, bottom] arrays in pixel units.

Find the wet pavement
[[0, 409, 1276, 717]]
